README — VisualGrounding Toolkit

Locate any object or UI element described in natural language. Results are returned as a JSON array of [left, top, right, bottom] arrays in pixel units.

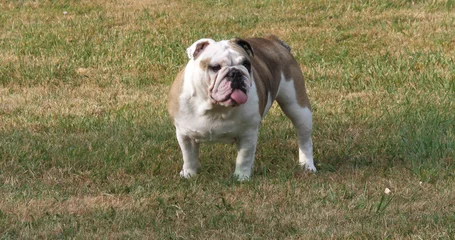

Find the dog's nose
[[227, 69, 246, 91], [227, 69, 242, 80]]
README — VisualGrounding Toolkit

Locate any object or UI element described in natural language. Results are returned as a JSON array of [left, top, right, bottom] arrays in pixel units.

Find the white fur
[[175, 81, 261, 144], [187, 38, 215, 59], [276, 76, 316, 172], [175, 42, 261, 180], [174, 81, 261, 179], [263, 91, 274, 116]]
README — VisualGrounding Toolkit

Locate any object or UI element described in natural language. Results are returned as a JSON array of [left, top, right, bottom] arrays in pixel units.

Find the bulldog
[[168, 36, 315, 180]]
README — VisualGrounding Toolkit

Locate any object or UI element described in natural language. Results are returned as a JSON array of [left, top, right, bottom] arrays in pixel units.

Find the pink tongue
[[230, 89, 248, 104]]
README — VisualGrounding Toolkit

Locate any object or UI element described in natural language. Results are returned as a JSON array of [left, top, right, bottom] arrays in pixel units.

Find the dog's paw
[[179, 169, 198, 178], [301, 163, 317, 173], [233, 171, 251, 182]]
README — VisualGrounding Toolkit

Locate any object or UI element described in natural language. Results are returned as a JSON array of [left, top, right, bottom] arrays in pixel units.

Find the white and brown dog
[[168, 36, 315, 180]]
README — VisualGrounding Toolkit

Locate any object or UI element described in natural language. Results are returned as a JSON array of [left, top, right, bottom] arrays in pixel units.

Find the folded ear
[[231, 38, 254, 57], [186, 38, 215, 60]]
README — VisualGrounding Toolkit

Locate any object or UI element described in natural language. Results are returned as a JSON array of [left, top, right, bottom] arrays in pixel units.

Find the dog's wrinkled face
[[187, 38, 254, 107]]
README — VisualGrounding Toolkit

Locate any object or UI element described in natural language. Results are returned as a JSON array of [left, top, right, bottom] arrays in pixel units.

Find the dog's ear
[[232, 38, 254, 57], [187, 38, 215, 60]]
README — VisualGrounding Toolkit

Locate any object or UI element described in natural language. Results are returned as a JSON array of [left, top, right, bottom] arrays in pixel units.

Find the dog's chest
[[176, 114, 246, 143], [175, 105, 259, 143]]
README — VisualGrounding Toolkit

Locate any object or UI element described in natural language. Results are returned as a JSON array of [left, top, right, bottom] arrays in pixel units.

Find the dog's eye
[[242, 60, 251, 72], [209, 65, 221, 72]]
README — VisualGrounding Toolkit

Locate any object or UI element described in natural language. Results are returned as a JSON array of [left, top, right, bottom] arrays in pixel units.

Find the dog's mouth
[[212, 88, 248, 106], [209, 68, 250, 107], [211, 80, 248, 106], [210, 78, 249, 106]]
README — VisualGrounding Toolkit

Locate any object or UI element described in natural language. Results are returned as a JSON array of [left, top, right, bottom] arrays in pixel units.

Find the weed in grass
[[372, 194, 394, 215]]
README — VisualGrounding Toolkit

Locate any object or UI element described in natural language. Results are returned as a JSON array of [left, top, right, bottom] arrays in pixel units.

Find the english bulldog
[[168, 36, 315, 180]]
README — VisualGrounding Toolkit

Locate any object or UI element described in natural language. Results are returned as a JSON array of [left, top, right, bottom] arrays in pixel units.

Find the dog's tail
[[268, 35, 291, 52]]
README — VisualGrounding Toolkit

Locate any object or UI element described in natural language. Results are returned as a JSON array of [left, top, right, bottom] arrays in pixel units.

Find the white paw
[[234, 171, 251, 181], [301, 163, 317, 173], [179, 169, 198, 178]]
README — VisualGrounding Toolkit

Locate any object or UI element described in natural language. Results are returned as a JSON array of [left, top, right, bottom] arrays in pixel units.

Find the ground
[[1, 0, 454, 238]]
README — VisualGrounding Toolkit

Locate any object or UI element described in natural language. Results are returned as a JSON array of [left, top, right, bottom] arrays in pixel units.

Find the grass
[[1, 0, 455, 238]]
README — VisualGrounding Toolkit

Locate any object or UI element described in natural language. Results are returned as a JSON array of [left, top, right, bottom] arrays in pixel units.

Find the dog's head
[[185, 38, 254, 107]]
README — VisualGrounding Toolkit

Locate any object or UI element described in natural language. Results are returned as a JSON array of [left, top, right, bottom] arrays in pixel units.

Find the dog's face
[[186, 38, 254, 107]]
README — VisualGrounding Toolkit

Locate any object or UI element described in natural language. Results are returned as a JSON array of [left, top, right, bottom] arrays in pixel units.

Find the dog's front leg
[[176, 131, 200, 178], [234, 129, 259, 181]]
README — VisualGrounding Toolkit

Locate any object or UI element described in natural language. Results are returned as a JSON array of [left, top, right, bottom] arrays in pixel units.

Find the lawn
[[1, 0, 455, 238]]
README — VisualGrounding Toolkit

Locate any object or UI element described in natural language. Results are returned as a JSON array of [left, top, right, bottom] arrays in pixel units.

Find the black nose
[[227, 69, 243, 80], [227, 69, 246, 91]]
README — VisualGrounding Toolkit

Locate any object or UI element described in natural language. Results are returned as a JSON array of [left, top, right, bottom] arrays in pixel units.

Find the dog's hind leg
[[276, 76, 316, 172]]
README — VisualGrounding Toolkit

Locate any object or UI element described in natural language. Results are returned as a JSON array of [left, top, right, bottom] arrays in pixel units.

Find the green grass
[[1, 0, 455, 238]]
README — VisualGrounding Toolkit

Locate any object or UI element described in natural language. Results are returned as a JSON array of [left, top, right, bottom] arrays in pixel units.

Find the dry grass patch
[[0, 83, 168, 131], [1, 195, 136, 222]]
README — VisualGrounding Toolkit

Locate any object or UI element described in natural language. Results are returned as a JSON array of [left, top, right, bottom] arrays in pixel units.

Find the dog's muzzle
[[211, 69, 249, 106]]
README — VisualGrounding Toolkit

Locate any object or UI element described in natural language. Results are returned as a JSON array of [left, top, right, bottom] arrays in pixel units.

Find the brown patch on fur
[[199, 57, 211, 71], [240, 36, 310, 115], [228, 42, 251, 60], [192, 41, 212, 59], [289, 63, 311, 109], [231, 38, 254, 57], [167, 69, 185, 120]]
